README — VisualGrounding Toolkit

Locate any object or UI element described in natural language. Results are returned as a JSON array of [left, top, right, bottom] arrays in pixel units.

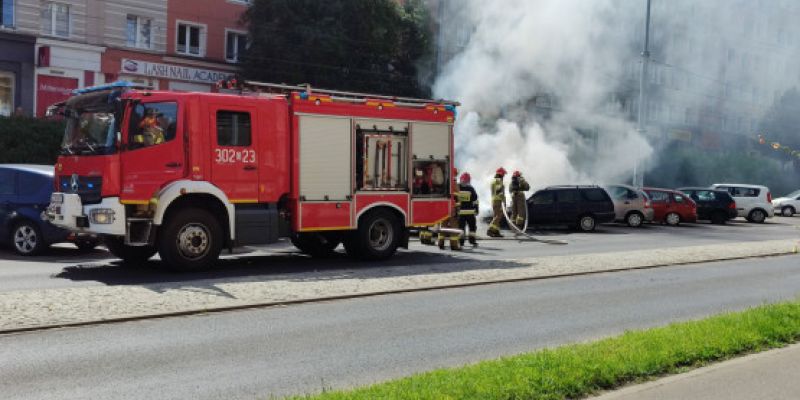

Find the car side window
[[129, 102, 178, 149], [696, 190, 714, 201], [743, 188, 760, 197], [557, 189, 578, 204], [582, 188, 607, 202], [626, 189, 639, 199], [532, 191, 555, 205], [608, 186, 626, 200], [0, 170, 16, 195], [673, 194, 685, 203], [648, 191, 668, 202]]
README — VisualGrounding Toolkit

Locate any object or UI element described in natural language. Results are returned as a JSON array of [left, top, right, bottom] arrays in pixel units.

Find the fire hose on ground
[[500, 195, 568, 245]]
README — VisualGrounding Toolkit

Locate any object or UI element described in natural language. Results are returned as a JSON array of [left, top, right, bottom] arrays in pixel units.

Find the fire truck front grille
[[59, 175, 103, 205]]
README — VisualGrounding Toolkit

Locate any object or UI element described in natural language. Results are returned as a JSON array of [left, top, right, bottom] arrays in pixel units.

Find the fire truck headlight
[[89, 209, 115, 224]]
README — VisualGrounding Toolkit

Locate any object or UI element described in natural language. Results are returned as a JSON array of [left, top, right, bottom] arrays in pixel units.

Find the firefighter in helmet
[[509, 170, 530, 229], [457, 172, 479, 246], [487, 167, 507, 237]]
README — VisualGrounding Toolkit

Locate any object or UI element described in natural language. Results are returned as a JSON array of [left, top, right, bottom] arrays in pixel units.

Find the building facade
[[0, 0, 249, 117]]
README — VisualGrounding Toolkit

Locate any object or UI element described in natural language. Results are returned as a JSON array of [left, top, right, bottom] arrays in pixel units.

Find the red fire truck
[[45, 81, 458, 270]]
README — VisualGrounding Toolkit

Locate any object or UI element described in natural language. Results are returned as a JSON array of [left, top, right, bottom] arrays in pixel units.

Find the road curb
[[1, 249, 795, 336]]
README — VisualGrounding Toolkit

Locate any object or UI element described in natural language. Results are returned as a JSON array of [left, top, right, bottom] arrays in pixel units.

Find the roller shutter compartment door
[[299, 115, 352, 201], [411, 122, 450, 161]]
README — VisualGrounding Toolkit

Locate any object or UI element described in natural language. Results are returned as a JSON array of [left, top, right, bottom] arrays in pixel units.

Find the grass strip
[[289, 299, 800, 400]]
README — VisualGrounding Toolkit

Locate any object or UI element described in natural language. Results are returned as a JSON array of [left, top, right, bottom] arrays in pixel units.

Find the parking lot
[[1, 216, 798, 294]]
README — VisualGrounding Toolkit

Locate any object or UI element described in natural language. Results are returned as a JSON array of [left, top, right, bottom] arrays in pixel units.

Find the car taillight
[[729, 201, 736, 209], [767, 192, 772, 203], [645, 200, 651, 208]]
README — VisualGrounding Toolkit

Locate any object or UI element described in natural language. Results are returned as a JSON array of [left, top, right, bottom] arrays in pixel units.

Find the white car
[[772, 189, 800, 217], [710, 184, 774, 223]]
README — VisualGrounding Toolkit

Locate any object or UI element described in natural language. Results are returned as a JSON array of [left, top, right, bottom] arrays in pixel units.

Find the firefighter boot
[[487, 227, 503, 238], [437, 235, 446, 250], [469, 234, 478, 246], [450, 238, 461, 250], [459, 236, 465, 247]]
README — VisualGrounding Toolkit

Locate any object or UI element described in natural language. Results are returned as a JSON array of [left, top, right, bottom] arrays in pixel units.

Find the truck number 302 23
[[215, 148, 257, 164]]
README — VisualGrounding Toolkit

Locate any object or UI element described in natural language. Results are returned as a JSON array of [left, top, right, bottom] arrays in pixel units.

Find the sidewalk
[[592, 343, 800, 400]]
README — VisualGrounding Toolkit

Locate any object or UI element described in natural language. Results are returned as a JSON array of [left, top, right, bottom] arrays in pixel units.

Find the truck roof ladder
[[241, 80, 460, 107]]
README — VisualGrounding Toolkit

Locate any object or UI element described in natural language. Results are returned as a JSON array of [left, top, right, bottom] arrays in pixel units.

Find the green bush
[[0, 116, 65, 165]]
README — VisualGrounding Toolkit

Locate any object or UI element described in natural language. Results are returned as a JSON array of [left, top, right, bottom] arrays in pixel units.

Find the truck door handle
[[165, 162, 182, 168], [243, 165, 257, 171]]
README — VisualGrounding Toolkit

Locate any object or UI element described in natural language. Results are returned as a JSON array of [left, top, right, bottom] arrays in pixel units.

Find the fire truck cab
[[45, 81, 457, 270]]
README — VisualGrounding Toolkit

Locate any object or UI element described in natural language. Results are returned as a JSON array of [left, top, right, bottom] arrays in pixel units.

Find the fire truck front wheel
[[158, 208, 224, 271], [103, 236, 157, 265], [352, 209, 401, 261]]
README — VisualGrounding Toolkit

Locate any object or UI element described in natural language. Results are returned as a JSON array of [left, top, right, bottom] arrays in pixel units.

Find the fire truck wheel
[[353, 209, 401, 260], [103, 236, 156, 265], [291, 232, 341, 258], [158, 208, 223, 271]]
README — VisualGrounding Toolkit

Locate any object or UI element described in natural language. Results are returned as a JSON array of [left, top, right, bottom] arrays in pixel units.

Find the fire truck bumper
[[46, 193, 126, 236]]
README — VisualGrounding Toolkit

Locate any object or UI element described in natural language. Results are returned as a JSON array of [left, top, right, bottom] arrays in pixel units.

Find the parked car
[[772, 189, 800, 217], [0, 164, 97, 255], [604, 184, 655, 227], [677, 187, 738, 224], [643, 187, 697, 226], [710, 184, 774, 223], [526, 186, 616, 232]]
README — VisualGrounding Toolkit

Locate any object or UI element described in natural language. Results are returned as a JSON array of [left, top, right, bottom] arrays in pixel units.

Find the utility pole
[[633, 0, 652, 188]]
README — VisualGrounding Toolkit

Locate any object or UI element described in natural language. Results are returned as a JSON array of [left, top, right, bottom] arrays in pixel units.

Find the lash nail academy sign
[[121, 59, 233, 84]]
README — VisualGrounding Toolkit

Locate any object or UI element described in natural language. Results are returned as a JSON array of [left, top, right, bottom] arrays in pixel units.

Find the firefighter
[[487, 167, 507, 237], [457, 172, 479, 246], [437, 195, 462, 250], [509, 170, 530, 229]]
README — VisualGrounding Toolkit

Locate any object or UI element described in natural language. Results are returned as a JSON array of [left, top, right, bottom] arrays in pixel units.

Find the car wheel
[[11, 221, 45, 256], [104, 236, 157, 265], [665, 212, 681, 226], [748, 209, 766, 224], [157, 208, 223, 271], [781, 206, 795, 217], [578, 215, 597, 232], [626, 212, 643, 228]]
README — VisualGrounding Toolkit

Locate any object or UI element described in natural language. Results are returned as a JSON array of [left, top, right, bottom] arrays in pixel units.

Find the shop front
[[34, 38, 104, 116], [0, 31, 35, 117], [102, 49, 236, 93]]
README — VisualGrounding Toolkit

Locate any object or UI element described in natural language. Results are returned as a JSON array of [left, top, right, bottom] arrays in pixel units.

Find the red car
[[643, 187, 697, 226]]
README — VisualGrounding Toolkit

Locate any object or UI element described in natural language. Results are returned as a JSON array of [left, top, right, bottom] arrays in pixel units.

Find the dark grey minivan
[[526, 186, 616, 232]]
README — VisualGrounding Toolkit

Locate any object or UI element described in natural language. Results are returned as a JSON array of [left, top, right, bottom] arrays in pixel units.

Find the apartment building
[[0, 0, 248, 116]]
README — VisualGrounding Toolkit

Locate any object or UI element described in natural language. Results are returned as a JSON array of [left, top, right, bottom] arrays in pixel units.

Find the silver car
[[604, 184, 655, 227]]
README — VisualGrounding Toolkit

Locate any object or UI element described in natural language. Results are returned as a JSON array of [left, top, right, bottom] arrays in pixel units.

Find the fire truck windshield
[[60, 91, 121, 156]]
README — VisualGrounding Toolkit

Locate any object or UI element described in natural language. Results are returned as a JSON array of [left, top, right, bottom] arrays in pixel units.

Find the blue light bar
[[71, 81, 138, 95]]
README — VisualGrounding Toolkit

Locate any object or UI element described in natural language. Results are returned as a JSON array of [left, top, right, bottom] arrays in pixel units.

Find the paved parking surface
[[0, 217, 797, 293]]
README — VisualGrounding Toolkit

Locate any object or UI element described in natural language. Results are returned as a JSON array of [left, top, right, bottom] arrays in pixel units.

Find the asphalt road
[[0, 216, 798, 293], [2, 255, 799, 400]]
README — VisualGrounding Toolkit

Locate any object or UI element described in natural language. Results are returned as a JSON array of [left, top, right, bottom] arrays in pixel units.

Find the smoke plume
[[433, 0, 800, 208]]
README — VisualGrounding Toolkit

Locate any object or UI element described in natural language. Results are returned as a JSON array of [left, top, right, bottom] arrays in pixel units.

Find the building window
[[126, 15, 152, 49], [1, 0, 14, 28], [41, 2, 70, 37], [225, 31, 247, 63], [177, 22, 204, 56], [0, 72, 14, 117]]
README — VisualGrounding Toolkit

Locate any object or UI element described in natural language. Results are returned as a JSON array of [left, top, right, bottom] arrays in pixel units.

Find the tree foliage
[[242, 0, 433, 97], [0, 117, 64, 164]]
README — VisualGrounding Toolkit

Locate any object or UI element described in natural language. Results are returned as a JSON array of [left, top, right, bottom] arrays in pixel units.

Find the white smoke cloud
[[434, 0, 653, 210]]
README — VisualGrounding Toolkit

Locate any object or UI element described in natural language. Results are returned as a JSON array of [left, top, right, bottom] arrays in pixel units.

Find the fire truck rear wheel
[[158, 208, 223, 271], [103, 236, 157, 265], [291, 232, 341, 258], [353, 209, 401, 260]]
